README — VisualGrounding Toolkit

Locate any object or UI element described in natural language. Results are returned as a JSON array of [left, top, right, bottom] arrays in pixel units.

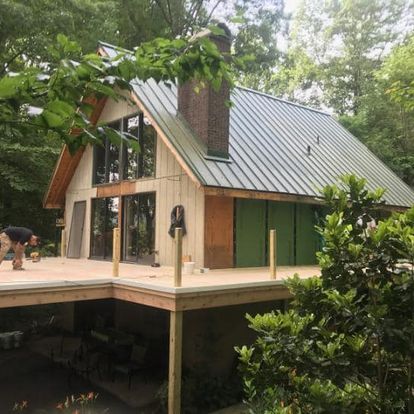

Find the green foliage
[[271, 0, 410, 114], [0, 32, 233, 154], [158, 369, 242, 414], [382, 36, 414, 112], [237, 175, 414, 413], [339, 34, 414, 187]]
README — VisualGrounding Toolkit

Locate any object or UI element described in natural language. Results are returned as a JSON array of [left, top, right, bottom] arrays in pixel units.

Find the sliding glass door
[[90, 197, 119, 260], [123, 193, 155, 264]]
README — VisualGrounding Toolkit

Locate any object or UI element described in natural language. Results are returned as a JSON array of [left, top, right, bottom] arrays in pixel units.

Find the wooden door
[[204, 196, 234, 269], [267, 201, 295, 266], [296, 203, 319, 265], [235, 199, 266, 267]]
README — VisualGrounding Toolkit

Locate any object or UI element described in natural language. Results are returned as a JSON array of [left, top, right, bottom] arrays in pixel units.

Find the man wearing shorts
[[0, 227, 39, 270]]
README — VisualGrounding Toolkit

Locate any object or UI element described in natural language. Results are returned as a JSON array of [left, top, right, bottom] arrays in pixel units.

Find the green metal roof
[[101, 43, 414, 208]]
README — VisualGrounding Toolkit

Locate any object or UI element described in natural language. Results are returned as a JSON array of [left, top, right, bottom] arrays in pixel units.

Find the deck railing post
[[174, 227, 183, 287], [168, 310, 183, 414], [112, 227, 120, 277], [60, 229, 66, 258], [270, 229, 277, 279]]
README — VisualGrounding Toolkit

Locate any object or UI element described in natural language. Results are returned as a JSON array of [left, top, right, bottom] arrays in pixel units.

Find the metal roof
[[101, 43, 414, 208]]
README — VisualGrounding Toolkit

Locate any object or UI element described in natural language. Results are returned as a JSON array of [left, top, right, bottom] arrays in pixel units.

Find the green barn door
[[235, 199, 266, 267], [267, 201, 295, 266], [296, 204, 318, 265]]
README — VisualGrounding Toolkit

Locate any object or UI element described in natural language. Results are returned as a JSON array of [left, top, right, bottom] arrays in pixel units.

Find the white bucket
[[182, 261, 195, 275]]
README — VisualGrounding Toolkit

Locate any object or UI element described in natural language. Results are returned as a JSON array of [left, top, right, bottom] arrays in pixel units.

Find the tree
[[340, 35, 414, 187], [0, 26, 233, 240], [229, 0, 287, 91], [237, 175, 414, 413], [275, 0, 411, 114]]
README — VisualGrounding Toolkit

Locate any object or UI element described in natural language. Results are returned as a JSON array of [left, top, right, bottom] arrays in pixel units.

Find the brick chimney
[[177, 24, 231, 159]]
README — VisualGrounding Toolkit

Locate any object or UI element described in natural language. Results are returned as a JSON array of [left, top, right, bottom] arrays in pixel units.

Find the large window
[[123, 193, 156, 264], [93, 114, 156, 185], [90, 197, 119, 260]]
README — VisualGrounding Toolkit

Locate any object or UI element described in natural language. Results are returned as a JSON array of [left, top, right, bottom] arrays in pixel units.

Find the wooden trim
[[112, 285, 176, 310], [0, 285, 113, 309], [204, 186, 324, 205], [175, 284, 291, 311], [96, 181, 137, 198], [0, 280, 293, 311], [168, 311, 183, 414], [43, 98, 107, 209]]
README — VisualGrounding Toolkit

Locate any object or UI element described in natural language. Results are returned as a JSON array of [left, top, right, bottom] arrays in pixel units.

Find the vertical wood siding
[[64, 98, 205, 267]]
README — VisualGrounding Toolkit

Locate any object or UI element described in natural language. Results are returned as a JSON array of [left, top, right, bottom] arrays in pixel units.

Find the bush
[[237, 175, 414, 413]]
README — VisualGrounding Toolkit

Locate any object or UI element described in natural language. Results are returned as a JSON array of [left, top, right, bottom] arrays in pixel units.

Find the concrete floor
[[0, 347, 141, 414]]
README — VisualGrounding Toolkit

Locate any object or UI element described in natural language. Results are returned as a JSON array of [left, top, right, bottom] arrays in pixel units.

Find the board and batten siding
[[64, 98, 205, 267]]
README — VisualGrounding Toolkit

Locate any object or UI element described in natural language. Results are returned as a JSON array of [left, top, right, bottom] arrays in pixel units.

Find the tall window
[[90, 197, 119, 260], [123, 193, 156, 264], [93, 114, 156, 185]]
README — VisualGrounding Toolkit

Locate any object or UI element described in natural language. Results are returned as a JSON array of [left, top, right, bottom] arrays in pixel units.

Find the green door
[[267, 201, 295, 266], [235, 199, 266, 267], [296, 203, 319, 265]]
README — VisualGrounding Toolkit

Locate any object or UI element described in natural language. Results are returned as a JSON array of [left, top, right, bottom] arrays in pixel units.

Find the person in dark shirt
[[0, 227, 39, 270]]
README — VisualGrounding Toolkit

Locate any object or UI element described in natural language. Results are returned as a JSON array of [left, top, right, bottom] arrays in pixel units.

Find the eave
[[43, 97, 107, 209]]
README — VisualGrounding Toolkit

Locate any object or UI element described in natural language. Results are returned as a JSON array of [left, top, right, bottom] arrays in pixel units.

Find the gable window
[[93, 113, 156, 185]]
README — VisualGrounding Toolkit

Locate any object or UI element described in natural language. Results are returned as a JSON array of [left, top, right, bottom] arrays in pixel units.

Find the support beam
[[168, 310, 183, 414], [269, 229, 277, 279], [60, 229, 66, 258], [112, 227, 120, 277], [174, 228, 183, 287]]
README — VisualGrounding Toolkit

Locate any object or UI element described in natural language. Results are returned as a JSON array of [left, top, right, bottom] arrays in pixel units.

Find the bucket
[[2, 332, 14, 350], [182, 261, 195, 275], [13, 331, 24, 348]]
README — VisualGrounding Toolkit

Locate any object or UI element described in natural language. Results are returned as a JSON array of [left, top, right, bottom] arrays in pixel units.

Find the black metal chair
[[112, 343, 148, 389]]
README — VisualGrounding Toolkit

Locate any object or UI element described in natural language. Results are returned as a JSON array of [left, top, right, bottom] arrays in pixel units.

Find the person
[[0, 227, 39, 270]]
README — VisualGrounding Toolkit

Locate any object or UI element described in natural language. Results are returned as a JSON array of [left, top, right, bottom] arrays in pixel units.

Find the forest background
[[0, 0, 413, 246]]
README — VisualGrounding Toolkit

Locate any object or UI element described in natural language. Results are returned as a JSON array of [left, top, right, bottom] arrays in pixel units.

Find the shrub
[[237, 175, 414, 413]]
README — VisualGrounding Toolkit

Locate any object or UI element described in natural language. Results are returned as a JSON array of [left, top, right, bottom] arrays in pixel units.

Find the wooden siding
[[64, 98, 205, 267], [204, 196, 233, 269]]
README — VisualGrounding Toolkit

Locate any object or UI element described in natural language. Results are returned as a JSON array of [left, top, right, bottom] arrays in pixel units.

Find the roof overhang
[[204, 186, 409, 211], [43, 97, 107, 209]]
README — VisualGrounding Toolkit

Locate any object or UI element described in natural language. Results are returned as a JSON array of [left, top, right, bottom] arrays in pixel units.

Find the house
[[44, 33, 414, 272]]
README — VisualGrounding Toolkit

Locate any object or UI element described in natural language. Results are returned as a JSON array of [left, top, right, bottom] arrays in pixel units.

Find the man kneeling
[[0, 227, 40, 270]]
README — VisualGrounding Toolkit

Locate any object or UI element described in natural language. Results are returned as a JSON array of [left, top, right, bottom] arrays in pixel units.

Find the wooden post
[[112, 227, 120, 277], [174, 227, 183, 287], [270, 229, 277, 279], [168, 310, 183, 414], [60, 229, 66, 258]]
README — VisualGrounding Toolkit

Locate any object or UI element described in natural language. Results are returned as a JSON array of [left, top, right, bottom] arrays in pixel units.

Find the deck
[[0, 258, 319, 310]]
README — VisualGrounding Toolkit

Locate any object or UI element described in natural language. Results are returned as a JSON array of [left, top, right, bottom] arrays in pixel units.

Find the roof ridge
[[98, 41, 132, 54], [235, 85, 330, 115], [99, 41, 331, 116]]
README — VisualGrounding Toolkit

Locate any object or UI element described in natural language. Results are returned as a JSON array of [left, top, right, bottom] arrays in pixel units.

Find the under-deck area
[[0, 258, 319, 413]]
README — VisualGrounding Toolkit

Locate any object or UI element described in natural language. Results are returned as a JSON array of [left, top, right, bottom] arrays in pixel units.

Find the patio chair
[[50, 335, 82, 367], [112, 343, 148, 389]]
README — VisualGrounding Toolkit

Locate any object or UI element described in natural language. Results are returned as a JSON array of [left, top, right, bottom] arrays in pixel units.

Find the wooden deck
[[0, 258, 319, 310]]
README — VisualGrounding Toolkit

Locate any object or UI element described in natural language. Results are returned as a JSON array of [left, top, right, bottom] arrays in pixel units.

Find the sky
[[284, 0, 300, 14]]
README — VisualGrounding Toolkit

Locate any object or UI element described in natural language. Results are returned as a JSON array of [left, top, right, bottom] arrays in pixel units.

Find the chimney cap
[[190, 22, 232, 43]]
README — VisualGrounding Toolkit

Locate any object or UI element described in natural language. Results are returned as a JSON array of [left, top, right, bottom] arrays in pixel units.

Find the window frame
[[92, 113, 156, 186]]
